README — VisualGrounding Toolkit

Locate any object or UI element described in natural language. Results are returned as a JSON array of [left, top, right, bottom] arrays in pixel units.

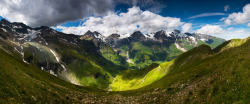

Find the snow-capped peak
[[17, 29, 41, 41], [145, 33, 155, 39]]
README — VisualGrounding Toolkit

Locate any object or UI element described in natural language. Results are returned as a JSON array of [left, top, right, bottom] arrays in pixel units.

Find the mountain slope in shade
[[80, 31, 129, 68], [0, 48, 105, 103], [0, 19, 125, 89]]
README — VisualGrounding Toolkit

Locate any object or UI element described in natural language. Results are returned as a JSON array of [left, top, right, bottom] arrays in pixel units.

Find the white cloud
[[225, 19, 232, 25], [188, 13, 225, 19], [247, 23, 250, 27], [227, 27, 234, 31], [0, 0, 114, 27], [224, 4, 250, 25], [57, 6, 184, 36], [196, 24, 250, 40], [218, 29, 250, 40], [196, 24, 225, 35], [234, 30, 245, 33], [181, 23, 192, 33], [224, 5, 230, 12], [117, 0, 166, 13]]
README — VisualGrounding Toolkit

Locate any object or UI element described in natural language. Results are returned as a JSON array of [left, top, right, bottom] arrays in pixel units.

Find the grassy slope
[[58, 47, 115, 89], [127, 42, 181, 69], [110, 38, 224, 91], [214, 38, 248, 52], [208, 37, 226, 48], [132, 38, 250, 103], [21, 41, 115, 89], [117, 37, 224, 69], [110, 60, 174, 91], [0, 49, 108, 103], [99, 43, 128, 68], [0, 36, 122, 89]]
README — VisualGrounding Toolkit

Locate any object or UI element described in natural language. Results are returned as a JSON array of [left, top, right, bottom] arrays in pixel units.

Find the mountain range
[[0, 19, 248, 103], [81, 28, 225, 69], [0, 19, 225, 89]]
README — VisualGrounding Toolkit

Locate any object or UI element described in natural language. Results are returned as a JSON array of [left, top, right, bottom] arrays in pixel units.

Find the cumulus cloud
[[196, 24, 225, 35], [224, 5, 230, 12], [57, 6, 184, 36], [196, 24, 250, 40], [188, 13, 225, 19], [181, 23, 192, 33], [116, 0, 165, 13], [219, 29, 250, 40], [224, 4, 250, 25], [0, 0, 114, 27]]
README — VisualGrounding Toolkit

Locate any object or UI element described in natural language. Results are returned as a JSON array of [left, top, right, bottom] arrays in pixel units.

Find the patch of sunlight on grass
[[110, 60, 174, 91]]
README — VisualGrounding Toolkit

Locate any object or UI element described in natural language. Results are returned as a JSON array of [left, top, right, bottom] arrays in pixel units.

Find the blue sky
[[0, 0, 249, 40], [60, 0, 248, 26], [60, 1, 226, 27]]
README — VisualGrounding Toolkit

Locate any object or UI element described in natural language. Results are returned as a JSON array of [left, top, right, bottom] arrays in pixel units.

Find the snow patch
[[36, 46, 43, 52], [119, 33, 130, 39], [20, 46, 23, 50], [1, 28, 7, 32], [50, 49, 60, 62], [145, 33, 155, 39], [125, 51, 134, 64], [14, 47, 21, 53], [174, 43, 186, 52], [95, 33, 106, 41], [61, 64, 67, 71], [39, 36, 48, 45], [49, 70, 57, 76], [190, 36, 197, 45], [20, 51, 29, 64], [190, 36, 196, 41], [18, 29, 41, 41], [13, 25, 22, 29], [200, 38, 207, 42]]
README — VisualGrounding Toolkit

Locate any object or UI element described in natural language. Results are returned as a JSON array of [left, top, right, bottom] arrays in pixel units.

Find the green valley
[[0, 36, 249, 103]]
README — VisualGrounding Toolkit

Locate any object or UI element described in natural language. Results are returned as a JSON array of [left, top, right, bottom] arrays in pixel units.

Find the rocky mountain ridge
[[81, 28, 225, 68]]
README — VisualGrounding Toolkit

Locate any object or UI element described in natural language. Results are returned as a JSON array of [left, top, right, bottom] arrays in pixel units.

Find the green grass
[[106, 37, 224, 70], [0, 37, 248, 103], [110, 60, 174, 91], [0, 49, 106, 103], [22, 41, 116, 89], [49, 39, 121, 89], [99, 43, 128, 68], [220, 38, 248, 50], [131, 38, 250, 103], [66, 59, 113, 89], [1, 35, 125, 89], [208, 37, 226, 48]]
